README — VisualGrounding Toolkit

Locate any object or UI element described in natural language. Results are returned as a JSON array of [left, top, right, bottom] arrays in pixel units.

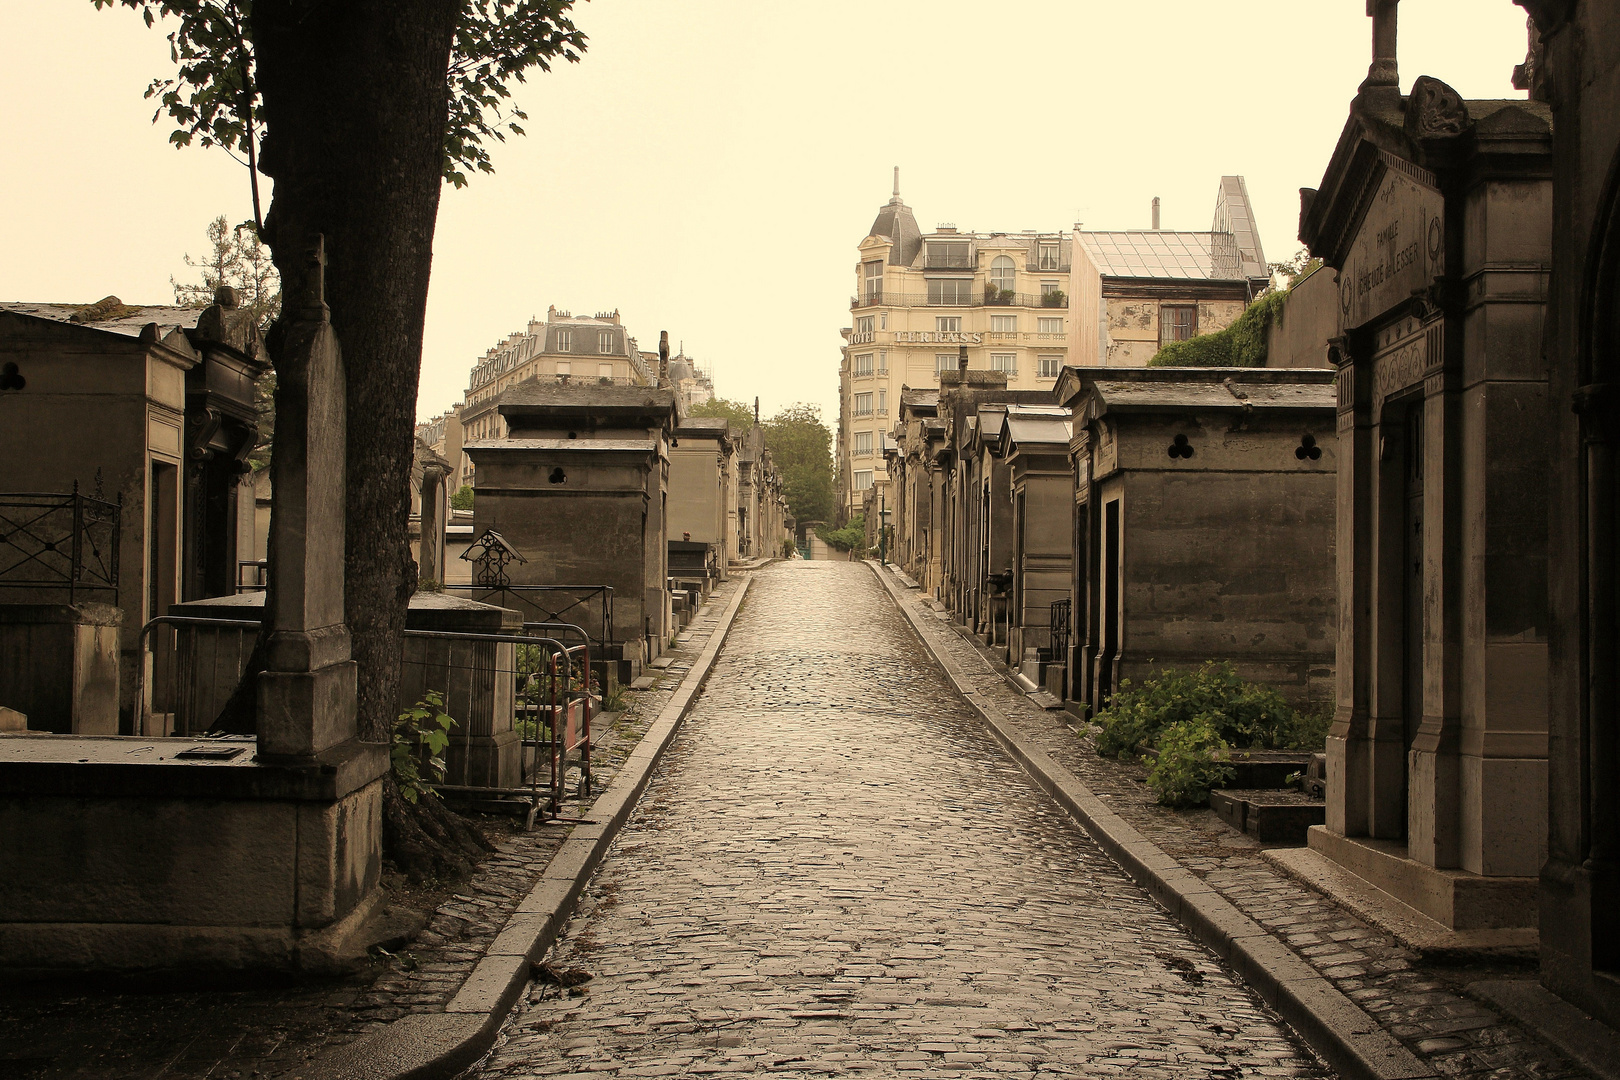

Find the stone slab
[[1306, 825, 1538, 930], [1264, 846, 1538, 961], [1470, 979, 1620, 1080], [869, 560, 1436, 1080], [303, 575, 753, 1080]]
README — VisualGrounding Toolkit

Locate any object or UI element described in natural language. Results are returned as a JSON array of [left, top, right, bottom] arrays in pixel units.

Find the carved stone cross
[[1363, 0, 1400, 92]]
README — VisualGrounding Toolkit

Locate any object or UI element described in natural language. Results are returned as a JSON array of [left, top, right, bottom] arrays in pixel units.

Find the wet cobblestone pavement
[[0, 579, 745, 1080], [880, 565, 1595, 1080], [478, 562, 1331, 1079]]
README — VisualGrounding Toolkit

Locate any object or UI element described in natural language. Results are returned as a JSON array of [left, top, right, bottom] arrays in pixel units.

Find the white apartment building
[[836, 174, 1268, 516]]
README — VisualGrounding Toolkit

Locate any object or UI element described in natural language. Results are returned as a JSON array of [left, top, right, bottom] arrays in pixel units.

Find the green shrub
[[450, 484, 474, 510], [1090, 661, 1326, 807], [1146, 714, 1235, 808], [393, 691, 456, 803], [817, 513, 866, 553]]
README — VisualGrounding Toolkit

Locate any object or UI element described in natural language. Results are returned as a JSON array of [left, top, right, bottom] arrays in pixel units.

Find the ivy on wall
[[1147, 288, 1289, 369]]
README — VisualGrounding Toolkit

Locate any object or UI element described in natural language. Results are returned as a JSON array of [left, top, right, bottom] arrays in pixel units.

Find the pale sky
[[2, 2, 1532, 429]]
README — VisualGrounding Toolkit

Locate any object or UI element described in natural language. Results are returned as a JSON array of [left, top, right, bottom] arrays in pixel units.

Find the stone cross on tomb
[[1363, 0, 1399, 94]]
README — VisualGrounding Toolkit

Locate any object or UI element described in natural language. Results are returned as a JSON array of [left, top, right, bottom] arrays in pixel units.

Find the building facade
[[838, 174, 1271, 518]]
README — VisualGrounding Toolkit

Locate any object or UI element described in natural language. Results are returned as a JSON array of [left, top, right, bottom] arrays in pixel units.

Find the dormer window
[[598, 330, 613, 354], [1038, 242, 1060, 270], [557, 329, 572, 353]]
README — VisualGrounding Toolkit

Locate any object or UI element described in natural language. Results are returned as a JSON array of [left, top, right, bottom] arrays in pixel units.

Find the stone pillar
[[256, 239, 359, 761], [1409, 322, 1463, 866], [419, 461, 447, 586], [1328, 341, 1375, 838]]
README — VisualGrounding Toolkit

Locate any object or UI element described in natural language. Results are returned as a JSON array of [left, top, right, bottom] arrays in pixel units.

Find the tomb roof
[[0, 299, 201, 338], [463, 438, 659, 453], [1085, 378, 1336, 412], [676, 417, 731, 433], [1002, 413, 1072, 448]]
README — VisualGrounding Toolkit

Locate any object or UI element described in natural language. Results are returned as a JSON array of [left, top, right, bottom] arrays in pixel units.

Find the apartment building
[[837, 174, 1269, 516]]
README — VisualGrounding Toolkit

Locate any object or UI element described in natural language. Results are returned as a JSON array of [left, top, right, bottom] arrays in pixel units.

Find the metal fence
[[0, 485, 121, 603], [451, 584, 615, 656], [135, 614, 598, 826]]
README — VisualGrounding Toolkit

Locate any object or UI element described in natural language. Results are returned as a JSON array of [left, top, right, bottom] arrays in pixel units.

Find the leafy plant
[[393, 691, 456, 803], [1090, 661, 1327, 807], [817, 513, 866, 553], [450, 484, 474, 511], [1145, 714, 1235, 808], [1042, 289, 1067, 308]]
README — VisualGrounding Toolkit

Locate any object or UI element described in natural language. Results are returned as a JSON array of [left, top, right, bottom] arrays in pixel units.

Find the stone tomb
[[996, 405, 1074, 682], [667, 415, 735, 590], [465, 383, 678, 677], [0, 289, 267, 734], [0, 240, 386, 974], [165, 590, 524, 790], [1055, 367, 1337, 716], [1299, 53, 1552, 928]]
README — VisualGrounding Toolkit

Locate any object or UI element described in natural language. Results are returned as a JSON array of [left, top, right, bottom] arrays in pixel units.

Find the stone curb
[[301, 576, 755, 1080], [867, 561, 1436, 1080]]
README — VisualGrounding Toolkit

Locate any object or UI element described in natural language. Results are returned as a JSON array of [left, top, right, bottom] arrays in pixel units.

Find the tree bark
[[252, 0, 456, 746], [249, 1, 494, 876]]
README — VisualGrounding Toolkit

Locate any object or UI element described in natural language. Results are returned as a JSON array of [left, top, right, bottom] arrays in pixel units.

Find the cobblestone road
[[479, 562, 1331, 1079]]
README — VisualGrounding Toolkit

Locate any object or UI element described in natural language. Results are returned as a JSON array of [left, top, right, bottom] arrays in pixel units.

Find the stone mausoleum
[[0, 289, 266, 734], [1055, 367, 1338, 715], [465, 381, 679, 681], [1300, 9, 1553, 933]]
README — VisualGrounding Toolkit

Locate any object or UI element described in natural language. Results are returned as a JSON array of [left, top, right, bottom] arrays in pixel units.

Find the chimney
[[1152, 197, 1161, 230], [658, 330, 670, 384]]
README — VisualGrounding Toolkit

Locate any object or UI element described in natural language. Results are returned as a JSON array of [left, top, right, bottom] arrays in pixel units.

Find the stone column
[[1410, 322, 1463, 865], [419, 460, 448, 586], [1328, 341, 1374, 838], [256, 240, 359, 760]]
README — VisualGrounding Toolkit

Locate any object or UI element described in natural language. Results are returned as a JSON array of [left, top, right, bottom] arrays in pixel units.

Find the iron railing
[[1050, 598, 1071, 662], [851, 291, 1068, 310], [452, 584, 615, 657], [0, 485, 121, 603], [135, 613, 597, 826]]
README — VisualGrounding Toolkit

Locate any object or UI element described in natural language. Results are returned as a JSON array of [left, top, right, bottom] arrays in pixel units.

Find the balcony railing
[[851, 291, 1068, 311], [987, 331, 1068, 344]]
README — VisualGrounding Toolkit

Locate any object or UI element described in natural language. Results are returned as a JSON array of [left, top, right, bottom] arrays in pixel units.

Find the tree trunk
[[251, 1, 493, 875]]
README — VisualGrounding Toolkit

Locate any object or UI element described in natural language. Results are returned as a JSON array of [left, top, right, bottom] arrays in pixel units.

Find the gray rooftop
[[1, 298, 200, 338], [1078, 231, 1251, 281], [1003, 414, 1073, 447], [494, 381, 675, 409], [463, 438, 659, 453], [1087, 379, 1336, 411]]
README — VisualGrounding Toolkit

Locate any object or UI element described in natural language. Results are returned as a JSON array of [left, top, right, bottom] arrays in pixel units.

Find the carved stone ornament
[[1405, 76, 1471, 141], [193, 284, 262, 357]]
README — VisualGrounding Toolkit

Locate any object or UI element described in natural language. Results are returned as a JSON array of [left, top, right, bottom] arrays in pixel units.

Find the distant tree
[[687, 397, 755, 430], [763, 403, 836, 526], [173, 214, 281, 330], [1268, 246, 1322, 292], [450, 484, 474, 510]]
